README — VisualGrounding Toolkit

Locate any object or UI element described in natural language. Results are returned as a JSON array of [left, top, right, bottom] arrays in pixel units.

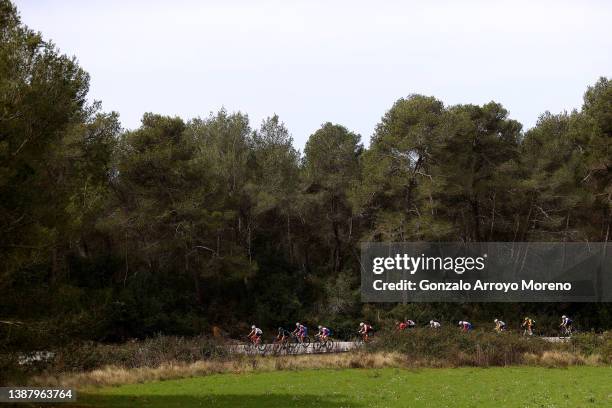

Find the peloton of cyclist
[[560, 315, 573, 335], [458, 320, 473, 332], [429, 320, 441, 329], [522, 317, 534, 336], [248, 325, 263, 344], [358, 322, 373, 341], [293, 322, 308, 342], [494, 318, 507, 332], [317, 325, 331, 341]]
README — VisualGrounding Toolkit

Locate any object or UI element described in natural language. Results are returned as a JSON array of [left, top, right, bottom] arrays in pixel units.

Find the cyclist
[[396, 320, 408, 331], [522, 317, 534, 336], [429, 320, 441, 329], [405, 319, 416, 329], [458, 320, 473, 332], [494, 318, 507, 332], [358, 322, 373, 341], [316, 325, 331, 341], [276, 327, 290, 344], [248, 325, 263, 344], [560, 315, 573, 336], [293, 322, 307, 343]]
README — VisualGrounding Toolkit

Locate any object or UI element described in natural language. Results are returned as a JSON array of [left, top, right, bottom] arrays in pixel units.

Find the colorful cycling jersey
[[298, 324, 307, 335], [398, 322, 408, 330], [253, 327, 262, 336], [320, 327, 330, 336], [459, 321, 472, 330], [497, 320, 506, 327], [406, 320, 416, 326], [562, 317, 572, 326], [523, 319, 533, 327]]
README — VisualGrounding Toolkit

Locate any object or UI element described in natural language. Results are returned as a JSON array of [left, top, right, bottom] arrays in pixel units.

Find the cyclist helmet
[[251, 325, 255, 329], [494, 318, 498, 323], [562, 315, 567, 318], [318, 325, 322, 329], [296, 322, 300, 327], [359, 322, 364, 327], [429, 320, 433, 324], [524, 317, 529, 320]]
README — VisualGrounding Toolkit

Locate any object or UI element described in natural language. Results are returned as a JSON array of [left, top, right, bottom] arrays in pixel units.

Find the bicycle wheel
[[301, 336, 311, 349], [281, 340, 292, 354], [325, 338, 334, 351]]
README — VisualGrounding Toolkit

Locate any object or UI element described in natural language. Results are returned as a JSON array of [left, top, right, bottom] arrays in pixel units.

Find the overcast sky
[[16, 0, 612, 149]]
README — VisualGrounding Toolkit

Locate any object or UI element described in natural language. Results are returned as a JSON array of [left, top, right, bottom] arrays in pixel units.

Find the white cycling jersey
[[430, 321, 441, 328]]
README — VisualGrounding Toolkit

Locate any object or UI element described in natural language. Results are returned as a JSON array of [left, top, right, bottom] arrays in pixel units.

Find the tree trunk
[[471, 199, 481, 241], [186, 253, 203, 305], [489, 192, 496, 240]]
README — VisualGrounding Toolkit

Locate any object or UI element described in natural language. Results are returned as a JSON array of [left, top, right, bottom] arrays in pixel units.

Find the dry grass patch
[[31, 352, 407, 389], [522, 351, 603, 367]]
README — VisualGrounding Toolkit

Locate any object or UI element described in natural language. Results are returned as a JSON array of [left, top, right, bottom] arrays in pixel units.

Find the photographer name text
[[372, 279, 572, 292]]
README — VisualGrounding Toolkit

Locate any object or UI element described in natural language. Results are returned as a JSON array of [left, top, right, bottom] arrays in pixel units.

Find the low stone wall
[[228, 341, 359, 355]]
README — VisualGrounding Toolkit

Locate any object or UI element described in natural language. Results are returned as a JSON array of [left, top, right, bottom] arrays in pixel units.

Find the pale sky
[[15, 0, 612, 149]]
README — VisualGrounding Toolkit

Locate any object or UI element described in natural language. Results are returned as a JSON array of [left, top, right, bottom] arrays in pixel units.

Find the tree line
[[0, 1, 610, 344]]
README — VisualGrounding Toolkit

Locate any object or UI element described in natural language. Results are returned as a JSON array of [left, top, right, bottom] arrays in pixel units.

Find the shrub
[[2, 334, 228, 383], [566, 332, 608, 356], [51, 335, 227, 372], [366, 328, 551, 366]]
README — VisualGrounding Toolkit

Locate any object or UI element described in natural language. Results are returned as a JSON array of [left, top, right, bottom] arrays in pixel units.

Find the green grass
[[80, 367, 612, 408]]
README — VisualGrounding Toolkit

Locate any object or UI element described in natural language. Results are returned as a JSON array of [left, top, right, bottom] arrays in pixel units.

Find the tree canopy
[[0, 1, 610, 346]]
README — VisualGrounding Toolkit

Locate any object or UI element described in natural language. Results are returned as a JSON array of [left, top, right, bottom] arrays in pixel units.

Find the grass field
[[79, 366, 612, 407]]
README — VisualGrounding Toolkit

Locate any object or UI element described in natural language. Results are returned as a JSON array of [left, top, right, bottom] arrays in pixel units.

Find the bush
[[0, 352, 21, 386], [1, 334, 228, 384], [366, 328, 551, 366], [51, 335, 228, 372], [564, 331, 612, 364]]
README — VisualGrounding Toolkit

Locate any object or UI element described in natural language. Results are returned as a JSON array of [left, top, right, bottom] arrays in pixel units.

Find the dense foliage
[[0, 1, 610, 348]]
